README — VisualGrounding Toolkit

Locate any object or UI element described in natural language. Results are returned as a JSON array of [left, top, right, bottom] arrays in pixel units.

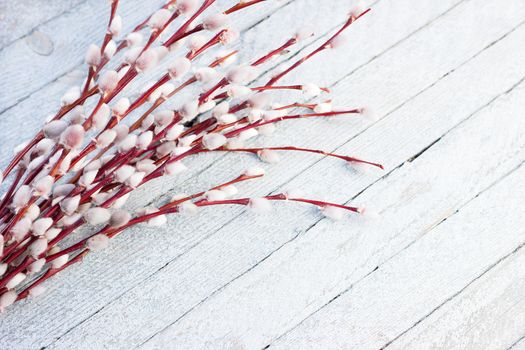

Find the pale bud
[[98, 70, 119, 94], [51, 254, 69, 269], [248, 93, 271, 109], [168, 57, 191, 80], [226, 66, 258, 84], [203, 13, 229, 31], [257, 149, 280, 163], [158, 82, 175, 98], [149, 9, 172, 30], [136, 159, 157, 175], [202, 133, 227, 150], [321, 205, 346, 220], [11, 217, 32, 242], [96, 129, 117, 148], [0, 291, 17, 312], [179, 100, 199, 121], [227, 84, 252, 98], [204, 190, 226, 201], [109, 209, 131, 228], [248, 197, 272, 213], [195, 67, 219, 83], [109, 15, 122, 37], [12, 185, 32, 209], [60, 195, 81, 215], [79, 169, 97, 187], [28, 238, 48, 258], [32, 218, 53, 236], [113, 124, 129, 143], [156, 141, 176, 157], [220, 185, 238, 197], [314, 102, 332, 113], [219, 28, 239, 45], [112, 192, 130, 209], [115, 165, 135, 183], [84, 208, 111, 226], [113, 97, 130, 115], [226, 137, 244, 149], [188, 35, 207, 52], [136, 49, 159, 72], [69, 105, 86, 124], [61, 86, 81, 106], [165, 124, 184, 141], [154, 110, 175, 127], [328, 35, 347, 49], [126, 32, 143, 47], [86, 234, 109, 251], [34, 138, 55, 155], [141, 114, 155, 130], [118, 133, 138, 152], [92, 103, 111, 130], [126, 171, 145, 188], [6, 273, 26, 290], [176, 0, 199, 14], [43, 120, 68, 140], [350, 0, 367, 18], [178, 201, 198, 216], [212, 102, 229, 118], [25, 203, 40, 221], [28, 259, 46, 274], [217, 113, 237, 125], [53, 184, 74, 198], [103, 40, 117, 59], [32, 175, 54, 197], [301, 83, 321, 97], [124, 46, 143, 64], [44, 227, 61, 241], [164, 161, 187, 175], [137, 131, 153, 150], [0, 264, 7, 277], [85, 44, 101, 66], [244, 166, 265, 177], [29, 285, 47, 298], [60, 125, 85, 149]]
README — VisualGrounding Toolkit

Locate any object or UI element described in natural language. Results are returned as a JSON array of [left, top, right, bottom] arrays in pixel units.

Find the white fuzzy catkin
[[301, 83, 321, 97], [126, 32, 143, 47], [85, 44, 101, 66], [60, 195, 81, 215], [168, 57, 191, 79], [115, 165, 135, 183], [136, 49, 159, 72], [149, 9, 172, 29], [188, 34, 207, 52], [154, 110, 175, 127], [53, 184, 74, 199], [244, 166, 265, 177], [137, 131, 153, 149], [212, 101, 229, 118], [61, 86, 81, 106], [29, 285, 47, 298], [96, 129, 117, 148], [165, 124, 184, 141], [124, 46, 143, 64], [92, 103, 111, 130], [113, 98, 130, 116], [43, 120, 68, 139], [79, 170, 98, 187], [44, 227, 61, 240], [28, 238, 48, 258], [109, 209, 131, 228], [99, 70, 119, 93], [248, 198, 272, 213], [350, 0, 367, 18], [321, 205, 346, 220], [34, 138, 55, 155], [164, 162, 187, 175], [32, 175, 54, 197], [179, 100, 199, 120], [220, 185, 238, 197], [0, 263, 7, 277], [31, 218, 53, 236], [314, 102, 332, 113], [86, 234, 109, 251], [238, 128, 258, 141], [12, 185, 32, 209], [294, 27, 314, 41], [126, 172, 145, 188], [51, 254, 69, 269], [28, 258, 46, 274], [109, 15, 122, 36], [204, 190, 226, 201], [202, 133, 227, 150], [0, 291, 17, 312], [60, 124, 85, 149], [118, 133, 138, 152], [103, 40, 117, 59], [226, 65, 258, 84], [178, 201, 199, 216], [11, 217, 32, 242], [176, 0, 198, 14], [257, 149, 280, 163], [219, 28, 239, 45], [6, 273, 26, 290], [227, 84, 252, 98], [217, 113, 237, 125], [84, 208, 111, 225], [195, 67, 219, 83]]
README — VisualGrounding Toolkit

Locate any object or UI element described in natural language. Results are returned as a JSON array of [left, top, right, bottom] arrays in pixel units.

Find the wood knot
[[25, 31, 54, 56]]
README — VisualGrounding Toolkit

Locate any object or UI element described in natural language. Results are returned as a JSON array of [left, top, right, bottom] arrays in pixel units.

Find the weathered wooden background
[[0, 0, 524, 349]]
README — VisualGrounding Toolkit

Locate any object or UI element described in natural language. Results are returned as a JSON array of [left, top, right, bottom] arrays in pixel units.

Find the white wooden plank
[[0, 0, 467, 348], [39, 1, 525, 348], [385, 241, 525, 349], [511, 338, 525, 350], [139, 68, 525, 349], [0, 0, 84, 49]]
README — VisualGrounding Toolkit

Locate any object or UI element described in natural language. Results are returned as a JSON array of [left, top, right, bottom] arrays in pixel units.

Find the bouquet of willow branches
[[0, 0, 380, 311]]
